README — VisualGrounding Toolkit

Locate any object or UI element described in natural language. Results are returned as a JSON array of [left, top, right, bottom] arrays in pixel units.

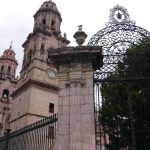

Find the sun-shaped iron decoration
[[88, 5, 150, 55], [88, 5, 150, 81], [109, 5, 131, 24]]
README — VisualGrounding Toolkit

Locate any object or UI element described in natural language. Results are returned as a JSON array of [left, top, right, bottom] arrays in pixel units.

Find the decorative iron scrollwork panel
[[88, 5, 150, 81]]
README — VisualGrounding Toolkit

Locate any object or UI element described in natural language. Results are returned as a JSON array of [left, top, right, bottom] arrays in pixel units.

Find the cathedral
[[1, 0, 150, 149], [0, 0, 70, 135]]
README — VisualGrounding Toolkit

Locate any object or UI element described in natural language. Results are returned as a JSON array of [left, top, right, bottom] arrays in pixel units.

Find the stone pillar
[[48, 46, 102, 150]]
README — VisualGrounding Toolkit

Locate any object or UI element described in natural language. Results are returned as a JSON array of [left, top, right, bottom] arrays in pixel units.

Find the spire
[[9, 41, 13, 49], [77, 25, 83, 31]]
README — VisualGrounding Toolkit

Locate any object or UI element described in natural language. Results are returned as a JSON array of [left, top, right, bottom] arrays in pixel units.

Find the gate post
[[48, 31, 102, 150]]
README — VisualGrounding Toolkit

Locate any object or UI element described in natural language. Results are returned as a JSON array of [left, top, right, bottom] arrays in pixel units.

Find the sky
[[0, 0, 150, 74]]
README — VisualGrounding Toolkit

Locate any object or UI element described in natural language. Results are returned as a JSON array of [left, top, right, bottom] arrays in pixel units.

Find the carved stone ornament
[[88, 5, 150, 80], [47, 68, 57, 79]]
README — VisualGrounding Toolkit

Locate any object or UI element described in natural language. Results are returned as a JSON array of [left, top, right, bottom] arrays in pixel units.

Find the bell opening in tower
[[42, 18, 46, 25], [2, 89, 9, 99], [51, 20, 55, 30]]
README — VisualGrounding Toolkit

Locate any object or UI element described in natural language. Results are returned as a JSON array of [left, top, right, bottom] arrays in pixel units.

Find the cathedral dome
[[41, 0, 57, 11], [1, 45, 16, 62], [32, 0, 62, 37], [34, 0, 61, 21], [0, 43, 18, 79]]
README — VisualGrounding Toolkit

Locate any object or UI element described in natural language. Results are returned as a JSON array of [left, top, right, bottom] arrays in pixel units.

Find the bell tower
[[21, 0, 69, 77], [10, 0, 69, 131], [0, 43, 18, 136], [33, 0, 61, 36]]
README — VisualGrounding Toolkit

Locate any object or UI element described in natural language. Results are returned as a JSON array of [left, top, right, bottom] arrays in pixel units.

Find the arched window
[[1, 66, 4, 72], [51, 20, 55, 30], [40, 43, 45, 54], [7, 66, 11, 74], [42, 18, 46, 25], [2, 89, 9, 99]]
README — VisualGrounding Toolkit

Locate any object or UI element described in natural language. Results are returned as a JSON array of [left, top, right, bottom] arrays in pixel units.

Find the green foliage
[[100, 38, 150, 150]]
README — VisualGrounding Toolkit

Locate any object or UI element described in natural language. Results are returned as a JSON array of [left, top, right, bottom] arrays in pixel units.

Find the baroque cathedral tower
[[10, 0, 69, 130], [0, 44, 18, 135]]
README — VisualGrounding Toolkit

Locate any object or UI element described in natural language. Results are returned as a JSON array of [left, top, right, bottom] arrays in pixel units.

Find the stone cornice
[[57, 36, 70, 45], [0, 74, 18, 84], [0, 57, 18, 65], [34, 8, 62, 22], [22, 30, 68, 48], [11, 79, 58, 97], [21, 56, 47, 71], [49, 46, 102, 55], [20, 63, 47, 75], [22, 33, 33, 48], [48, 46, 103, 70]]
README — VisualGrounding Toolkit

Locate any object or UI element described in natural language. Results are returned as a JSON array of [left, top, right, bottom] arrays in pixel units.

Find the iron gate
[[94, 79, 150, 150], [88, 5, 150, 150]]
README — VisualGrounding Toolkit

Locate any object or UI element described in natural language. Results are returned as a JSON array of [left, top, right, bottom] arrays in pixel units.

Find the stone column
[[48, 46, 102, 150]]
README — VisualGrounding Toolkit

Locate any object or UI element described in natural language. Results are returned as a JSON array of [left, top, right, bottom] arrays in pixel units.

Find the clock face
[[48, 69, 57, 79]]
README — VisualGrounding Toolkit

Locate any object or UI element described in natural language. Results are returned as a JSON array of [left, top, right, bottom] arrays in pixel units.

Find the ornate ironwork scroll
[[88, 5, 150, 81]]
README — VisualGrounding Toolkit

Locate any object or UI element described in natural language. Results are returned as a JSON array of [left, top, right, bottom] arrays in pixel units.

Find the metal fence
[[0, 113, 57, 150]]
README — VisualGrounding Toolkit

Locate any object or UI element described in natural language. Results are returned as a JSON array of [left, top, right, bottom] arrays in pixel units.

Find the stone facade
[[49, 46, 102, 150], [0, 1, 103, 149], [9, 0, 69, 131]]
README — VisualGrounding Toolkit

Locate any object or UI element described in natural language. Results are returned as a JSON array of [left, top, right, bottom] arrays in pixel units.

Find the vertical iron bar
[[93, 82, 97, 150], [98, 83, 102, 150], [126, 83, 137, 150], [43, 119, 47, 150], [34, 123, 38, 149], [97, 83, 101, 150], [4, 129, 11, 150]]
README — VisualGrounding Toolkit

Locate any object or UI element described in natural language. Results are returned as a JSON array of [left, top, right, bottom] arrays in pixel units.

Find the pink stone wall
[[56, 62, 96, 150], [10, 85, 58, 131]]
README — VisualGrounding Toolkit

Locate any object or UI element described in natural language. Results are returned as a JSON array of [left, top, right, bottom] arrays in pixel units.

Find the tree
[[100, 38, 150, 150]]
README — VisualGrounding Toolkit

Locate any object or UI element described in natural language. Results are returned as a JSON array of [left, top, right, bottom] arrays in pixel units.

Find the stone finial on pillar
[[73, 25, 87, 46]]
